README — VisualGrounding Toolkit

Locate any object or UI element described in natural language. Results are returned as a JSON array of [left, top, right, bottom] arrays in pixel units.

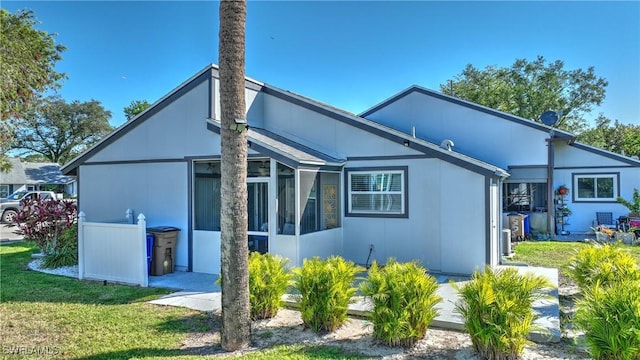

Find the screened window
[[503, 182, 547, 212], [194, 162, 221, 231], [277, 163, 295, 234], [573, 173, 618, 202], [300, 171, 341, 234], [346, 167, 407, 217]]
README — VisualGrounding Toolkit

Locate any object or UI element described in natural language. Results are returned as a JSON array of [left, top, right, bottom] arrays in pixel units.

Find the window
[[346, 167, 407, 217], [503, 182, 547, 212], [300, 170, 341, 234], [194, 162, 221, 231], [277, 163, 295, 234], [0, 185, 9, 198], [573, 173, 619, 202]]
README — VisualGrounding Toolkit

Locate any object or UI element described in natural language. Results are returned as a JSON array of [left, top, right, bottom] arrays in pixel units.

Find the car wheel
[[2, 210, 17, 224]]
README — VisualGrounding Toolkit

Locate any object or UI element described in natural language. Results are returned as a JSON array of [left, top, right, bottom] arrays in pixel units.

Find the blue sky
[[3, 1, 639, 128]]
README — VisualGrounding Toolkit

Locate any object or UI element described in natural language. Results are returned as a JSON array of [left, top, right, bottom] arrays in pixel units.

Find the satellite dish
[[541, 111, 559, 126], [440, 139, 454, 151]]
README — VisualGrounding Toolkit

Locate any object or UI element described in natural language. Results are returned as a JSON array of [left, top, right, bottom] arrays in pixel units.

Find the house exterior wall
[[192, 230, 220, 274], [72, 70, 501, 277], [89, 81, 217, 162], [78, 162, 189, 271], [364, 90, 640, 234], [262, 94, 420, 158], [298, 228, 342, 266], [554, 142, 640, 232], [363, 91, 550, 169], [342, 158, 488, 275]]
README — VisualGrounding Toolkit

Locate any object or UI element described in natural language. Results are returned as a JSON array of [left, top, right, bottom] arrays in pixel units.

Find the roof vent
[[440, 139, 454, 151]]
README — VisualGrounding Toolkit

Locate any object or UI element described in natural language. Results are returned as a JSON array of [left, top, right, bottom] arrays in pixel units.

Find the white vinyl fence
[[78, 211, 148, 287]]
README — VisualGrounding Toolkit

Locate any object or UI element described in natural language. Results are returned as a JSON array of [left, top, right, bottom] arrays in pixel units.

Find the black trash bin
[[147, 226, 180, 276]]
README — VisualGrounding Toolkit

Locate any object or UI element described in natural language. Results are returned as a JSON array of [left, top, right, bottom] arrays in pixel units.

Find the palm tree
[[218, 0, 250, 351]]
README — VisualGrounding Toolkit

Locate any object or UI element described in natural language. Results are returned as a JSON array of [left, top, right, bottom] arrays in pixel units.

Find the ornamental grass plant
[[566, 242, 640, 292], [574, 279, 640, 360], [41, 226, 78, 268], [360, 259, 441, 347], [454, 266, 552, 360], [292, 256, 361, 333], [248, 252, 292, 320]]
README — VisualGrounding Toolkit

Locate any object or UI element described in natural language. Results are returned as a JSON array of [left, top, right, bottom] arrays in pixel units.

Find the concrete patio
[[148, 265, 560, 343]]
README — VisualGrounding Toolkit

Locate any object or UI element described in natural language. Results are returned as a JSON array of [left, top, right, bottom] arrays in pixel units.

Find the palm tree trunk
[[218, 0, 250, 351]]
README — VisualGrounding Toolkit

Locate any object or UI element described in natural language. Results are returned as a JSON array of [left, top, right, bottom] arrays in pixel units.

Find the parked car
[[0, 190, 62, 223]]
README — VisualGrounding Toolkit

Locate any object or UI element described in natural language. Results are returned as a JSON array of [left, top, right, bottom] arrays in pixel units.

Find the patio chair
[[595, 212, 618, 230]]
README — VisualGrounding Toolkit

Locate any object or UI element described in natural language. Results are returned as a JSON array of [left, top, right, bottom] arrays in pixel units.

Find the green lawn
[[511, 240, 640, 277], [4, 240, 637, 359], [0, 243, 361, 360]]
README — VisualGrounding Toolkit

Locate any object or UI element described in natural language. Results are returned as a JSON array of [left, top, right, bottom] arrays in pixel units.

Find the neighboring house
[[359, 86, 640, 236], [0, 158, 76, 198], [62, 64, 509, 276]]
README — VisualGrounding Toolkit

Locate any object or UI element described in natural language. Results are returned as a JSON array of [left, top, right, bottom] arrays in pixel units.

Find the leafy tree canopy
[[0, 9, 66, 171], [124, 99, 151, 120], [11, 97, 113, 165], [441, 56, 608, 132], [577, 115, 640, 158]]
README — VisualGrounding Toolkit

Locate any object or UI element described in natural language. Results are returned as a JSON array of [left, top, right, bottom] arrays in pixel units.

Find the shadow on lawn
[[71, 344, 370, 360], [68, 346, 224, 360], [0, 243, 171, 305], [156, 311, 221, 334]]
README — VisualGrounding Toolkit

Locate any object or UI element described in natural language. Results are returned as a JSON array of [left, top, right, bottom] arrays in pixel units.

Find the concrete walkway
[[0, 224, 24, 243], [148, 265, 560, 343]]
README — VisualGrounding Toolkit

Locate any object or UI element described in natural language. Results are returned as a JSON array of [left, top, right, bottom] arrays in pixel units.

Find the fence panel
[[78, 212, 148, 287]]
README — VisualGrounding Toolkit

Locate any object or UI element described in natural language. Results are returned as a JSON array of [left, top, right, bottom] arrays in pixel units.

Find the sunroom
[[191, 123, 346, 274]]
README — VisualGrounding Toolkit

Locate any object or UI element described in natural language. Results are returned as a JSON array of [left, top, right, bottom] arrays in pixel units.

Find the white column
[[137, 213, 148, 287], [78, 211, 85, 280]]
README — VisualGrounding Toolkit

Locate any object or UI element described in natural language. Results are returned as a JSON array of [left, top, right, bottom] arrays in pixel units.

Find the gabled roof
[[570, 142, 640, 166], [259, 83, 509, 177], [62, 64, 262, 175], [359, 85, 640, 167], [2, 158, 74, 185], [206, 121, 346, 168], [23, 162, 75, 184], [62, 64, 508, 178], [359, 85, 576, 140]]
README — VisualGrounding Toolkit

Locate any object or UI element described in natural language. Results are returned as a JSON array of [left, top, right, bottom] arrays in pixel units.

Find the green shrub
[[360, 259, 441, 347], [292, 256, 361, 333], [566, 243, 640, 292], [41, 226, 77, 268], [248, 252, 292, 320], [454, 266, 552, 360], [574, 280, 640, 360]]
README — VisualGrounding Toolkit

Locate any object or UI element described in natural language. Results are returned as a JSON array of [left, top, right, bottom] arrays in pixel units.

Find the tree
[[124, 99, 151, 120], [12, 97, 113, 164], [578, 115, 640, 158], [219, 0, 250, 351], [441, 56, 608, 132], [1, 9, 66, 171]]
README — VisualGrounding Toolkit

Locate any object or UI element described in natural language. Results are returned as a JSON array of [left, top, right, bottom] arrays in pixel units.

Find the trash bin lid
[[147, 226, 181, 232]]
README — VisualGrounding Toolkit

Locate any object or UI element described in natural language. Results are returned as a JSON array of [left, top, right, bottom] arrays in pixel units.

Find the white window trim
[[346, 167, 407, 217], [573, 173, 619, 202]]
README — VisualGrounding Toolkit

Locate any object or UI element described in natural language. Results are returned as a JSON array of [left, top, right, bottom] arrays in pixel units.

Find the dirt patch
[[181, 305, 591, 359]]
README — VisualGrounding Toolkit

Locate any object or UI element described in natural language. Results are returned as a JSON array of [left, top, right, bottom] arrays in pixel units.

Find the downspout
[[547, 131, 555, 235]]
